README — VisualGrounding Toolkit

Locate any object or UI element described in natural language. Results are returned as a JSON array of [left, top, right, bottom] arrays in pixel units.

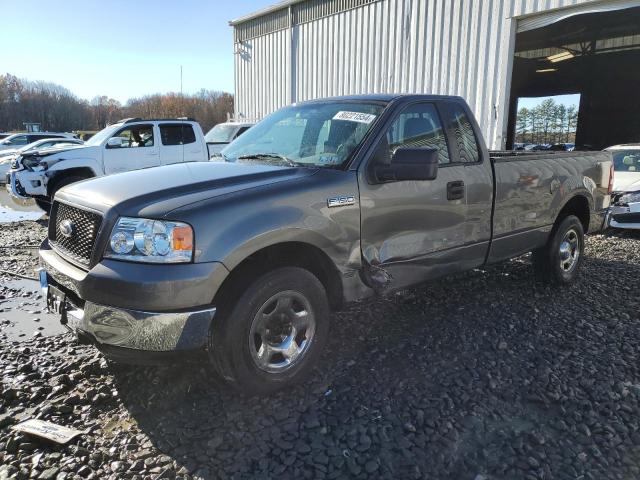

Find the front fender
[[166, 169, 363, 275], [46, 158, 101, 176]]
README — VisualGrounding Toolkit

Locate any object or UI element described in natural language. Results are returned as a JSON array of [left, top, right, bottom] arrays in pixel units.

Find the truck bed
[[489, 150, 610, 161], [483, 149, 612, 264], [482, 151, 612, 261]]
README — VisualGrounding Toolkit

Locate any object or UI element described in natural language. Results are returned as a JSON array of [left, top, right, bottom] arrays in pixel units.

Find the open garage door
[[518, 0, 640, 33], [507, 4, 640, 151]]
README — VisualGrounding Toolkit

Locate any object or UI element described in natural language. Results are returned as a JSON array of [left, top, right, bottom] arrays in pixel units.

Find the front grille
[[49, 202, 102, 266]]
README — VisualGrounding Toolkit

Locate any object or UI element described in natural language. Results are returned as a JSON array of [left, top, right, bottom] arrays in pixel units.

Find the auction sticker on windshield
[[333, 111, 377, 124]]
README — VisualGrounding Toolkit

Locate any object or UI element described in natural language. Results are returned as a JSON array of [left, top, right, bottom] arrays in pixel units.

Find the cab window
[[109, 125, 154, 148], [383, 103, 450, 165], [5, 135, 28, 146], [160, 124, 196, 146], [444, 102, 480, 163]]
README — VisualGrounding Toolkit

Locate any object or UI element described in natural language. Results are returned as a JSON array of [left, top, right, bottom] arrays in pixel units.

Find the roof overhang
[[229, 0, 303, 26]]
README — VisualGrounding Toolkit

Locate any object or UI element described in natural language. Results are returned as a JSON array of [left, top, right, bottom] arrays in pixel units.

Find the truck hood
[[20, 144, 96, 166], [57, 161, 318, 217], [613, 171, 640, 192]]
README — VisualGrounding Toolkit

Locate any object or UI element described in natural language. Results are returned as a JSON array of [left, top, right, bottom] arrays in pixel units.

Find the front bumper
[[609, 202, 640, 230], [39, 240, 226, 358], [6, 169, 47, 199], [6, 171, 29, 199]]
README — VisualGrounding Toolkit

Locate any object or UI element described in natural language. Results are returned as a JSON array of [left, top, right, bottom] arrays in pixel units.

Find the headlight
[[22, 156, 41, 169], [104, 217, 194, 263], [618, 191, 640, 205]]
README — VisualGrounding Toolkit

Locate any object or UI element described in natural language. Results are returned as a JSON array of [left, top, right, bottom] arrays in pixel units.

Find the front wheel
[[208, 267, 330, 394], [47, 175, 89, 205], [532, 215, 585, 285]]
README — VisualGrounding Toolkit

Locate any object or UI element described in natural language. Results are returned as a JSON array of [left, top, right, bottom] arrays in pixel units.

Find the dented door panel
[[358, 165, 470, 291]]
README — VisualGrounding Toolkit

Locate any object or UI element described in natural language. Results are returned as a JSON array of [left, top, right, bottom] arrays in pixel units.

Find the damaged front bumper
[[609, 202, 640, 229], [6, 169, 47, 199], [39, 240, 221, 363]]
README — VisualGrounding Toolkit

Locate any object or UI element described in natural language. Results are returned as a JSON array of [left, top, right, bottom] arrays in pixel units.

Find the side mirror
[[106, 137, 122, 148], [374, 147, 439, 182]]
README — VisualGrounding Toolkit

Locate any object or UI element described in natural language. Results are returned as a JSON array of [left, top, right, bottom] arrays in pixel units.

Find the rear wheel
[[208, 267, 330, 394], [532, 215, 585, 285]]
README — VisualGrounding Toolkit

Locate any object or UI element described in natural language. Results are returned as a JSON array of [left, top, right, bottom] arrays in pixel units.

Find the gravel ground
[[1, 221, 640, 480]]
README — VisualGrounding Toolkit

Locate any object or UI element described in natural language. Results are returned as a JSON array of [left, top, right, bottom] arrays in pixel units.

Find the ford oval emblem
[[59, 219, 75, 238]]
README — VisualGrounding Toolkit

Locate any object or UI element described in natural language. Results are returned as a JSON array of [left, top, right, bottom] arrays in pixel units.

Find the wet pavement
[[0, 278, 66, 342], [0, 190, 44, 223]]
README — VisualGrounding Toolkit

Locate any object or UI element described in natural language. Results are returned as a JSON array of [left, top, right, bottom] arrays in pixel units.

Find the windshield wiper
[[236, 153, 301, 167]]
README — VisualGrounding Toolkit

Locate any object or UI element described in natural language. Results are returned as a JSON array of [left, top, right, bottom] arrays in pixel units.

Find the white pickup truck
[[6, 118, 208, 210]]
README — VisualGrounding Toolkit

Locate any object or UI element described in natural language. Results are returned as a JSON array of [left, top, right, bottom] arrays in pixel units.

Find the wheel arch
[[555, 193, 591, 233], [46, 167, 96, 196], [212, 240, 345, 313]]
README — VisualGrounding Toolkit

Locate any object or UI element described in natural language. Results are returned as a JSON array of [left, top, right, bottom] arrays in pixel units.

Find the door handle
[[147, 151, 158, 156], [447, 180, 465, 201]]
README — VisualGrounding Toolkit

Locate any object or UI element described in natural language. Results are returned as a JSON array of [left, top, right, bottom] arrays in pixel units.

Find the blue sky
[[0, 0, 272, 104], [518, 94, 581, 110]]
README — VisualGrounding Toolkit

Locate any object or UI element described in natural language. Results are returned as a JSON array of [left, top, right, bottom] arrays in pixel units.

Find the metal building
[[230, 0, 640, 149]]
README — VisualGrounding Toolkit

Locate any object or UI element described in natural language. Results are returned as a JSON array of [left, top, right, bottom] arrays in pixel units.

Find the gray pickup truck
[[38, 95, 613, 393]]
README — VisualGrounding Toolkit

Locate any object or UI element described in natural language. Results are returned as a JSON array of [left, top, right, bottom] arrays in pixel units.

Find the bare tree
[[0, 73, 234, 133]]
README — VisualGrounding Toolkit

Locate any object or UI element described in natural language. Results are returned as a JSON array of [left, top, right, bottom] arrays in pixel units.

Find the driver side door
[[358, 101, 471, 292], [103, 124, 159, 174]]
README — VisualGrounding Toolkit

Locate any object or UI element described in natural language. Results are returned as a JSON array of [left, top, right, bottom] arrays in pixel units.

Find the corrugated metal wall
[[233, 0, 601, 149]]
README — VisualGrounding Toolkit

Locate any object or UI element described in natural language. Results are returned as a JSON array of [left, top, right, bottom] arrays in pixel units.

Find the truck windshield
[[222, 102, 384, 168], [85, 124, 121, 147], [205, 124, 237, 143]]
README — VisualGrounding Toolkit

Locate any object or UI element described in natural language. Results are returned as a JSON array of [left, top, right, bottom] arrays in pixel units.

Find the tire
[[532, 215, 585, 285], [48, 175, 88, 203], [208, 267, 330, 394], [34, 198, 51, 213]]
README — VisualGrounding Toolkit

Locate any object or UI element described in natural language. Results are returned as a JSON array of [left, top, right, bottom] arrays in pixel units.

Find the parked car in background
[[0, 132, 77, 151], [0, 133, 12, 140], [607, 144, 640, 229], [549, 143, 575, 151], [6, 118, 208, 210], [0, 138, 84, 183], [205, 121, 254, 158], [38, 94, 612, 393], [0, 137, 84, 160]]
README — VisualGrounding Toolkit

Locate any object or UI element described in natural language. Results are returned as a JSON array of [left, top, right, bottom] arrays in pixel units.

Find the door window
[[384, 103, 450, 165], [109, 125, 154, 148], [160, 124, 196, 146], [6, 135, 28, 146], [28, 134, 59, 143], [444, 103, 480, 163]]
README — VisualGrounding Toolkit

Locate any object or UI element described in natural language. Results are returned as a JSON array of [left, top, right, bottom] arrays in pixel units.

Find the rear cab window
[[160, 124, 196, 146], [442, 102, 481, 163]]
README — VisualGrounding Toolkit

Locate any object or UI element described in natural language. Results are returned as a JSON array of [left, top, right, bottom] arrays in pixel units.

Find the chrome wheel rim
[[559, 228, 580, 272], [249, 290, 316, 373]]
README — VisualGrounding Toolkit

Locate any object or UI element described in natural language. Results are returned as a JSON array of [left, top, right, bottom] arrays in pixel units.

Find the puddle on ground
[[0, 278, 66, 341], [0, 189, 45, 223]]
